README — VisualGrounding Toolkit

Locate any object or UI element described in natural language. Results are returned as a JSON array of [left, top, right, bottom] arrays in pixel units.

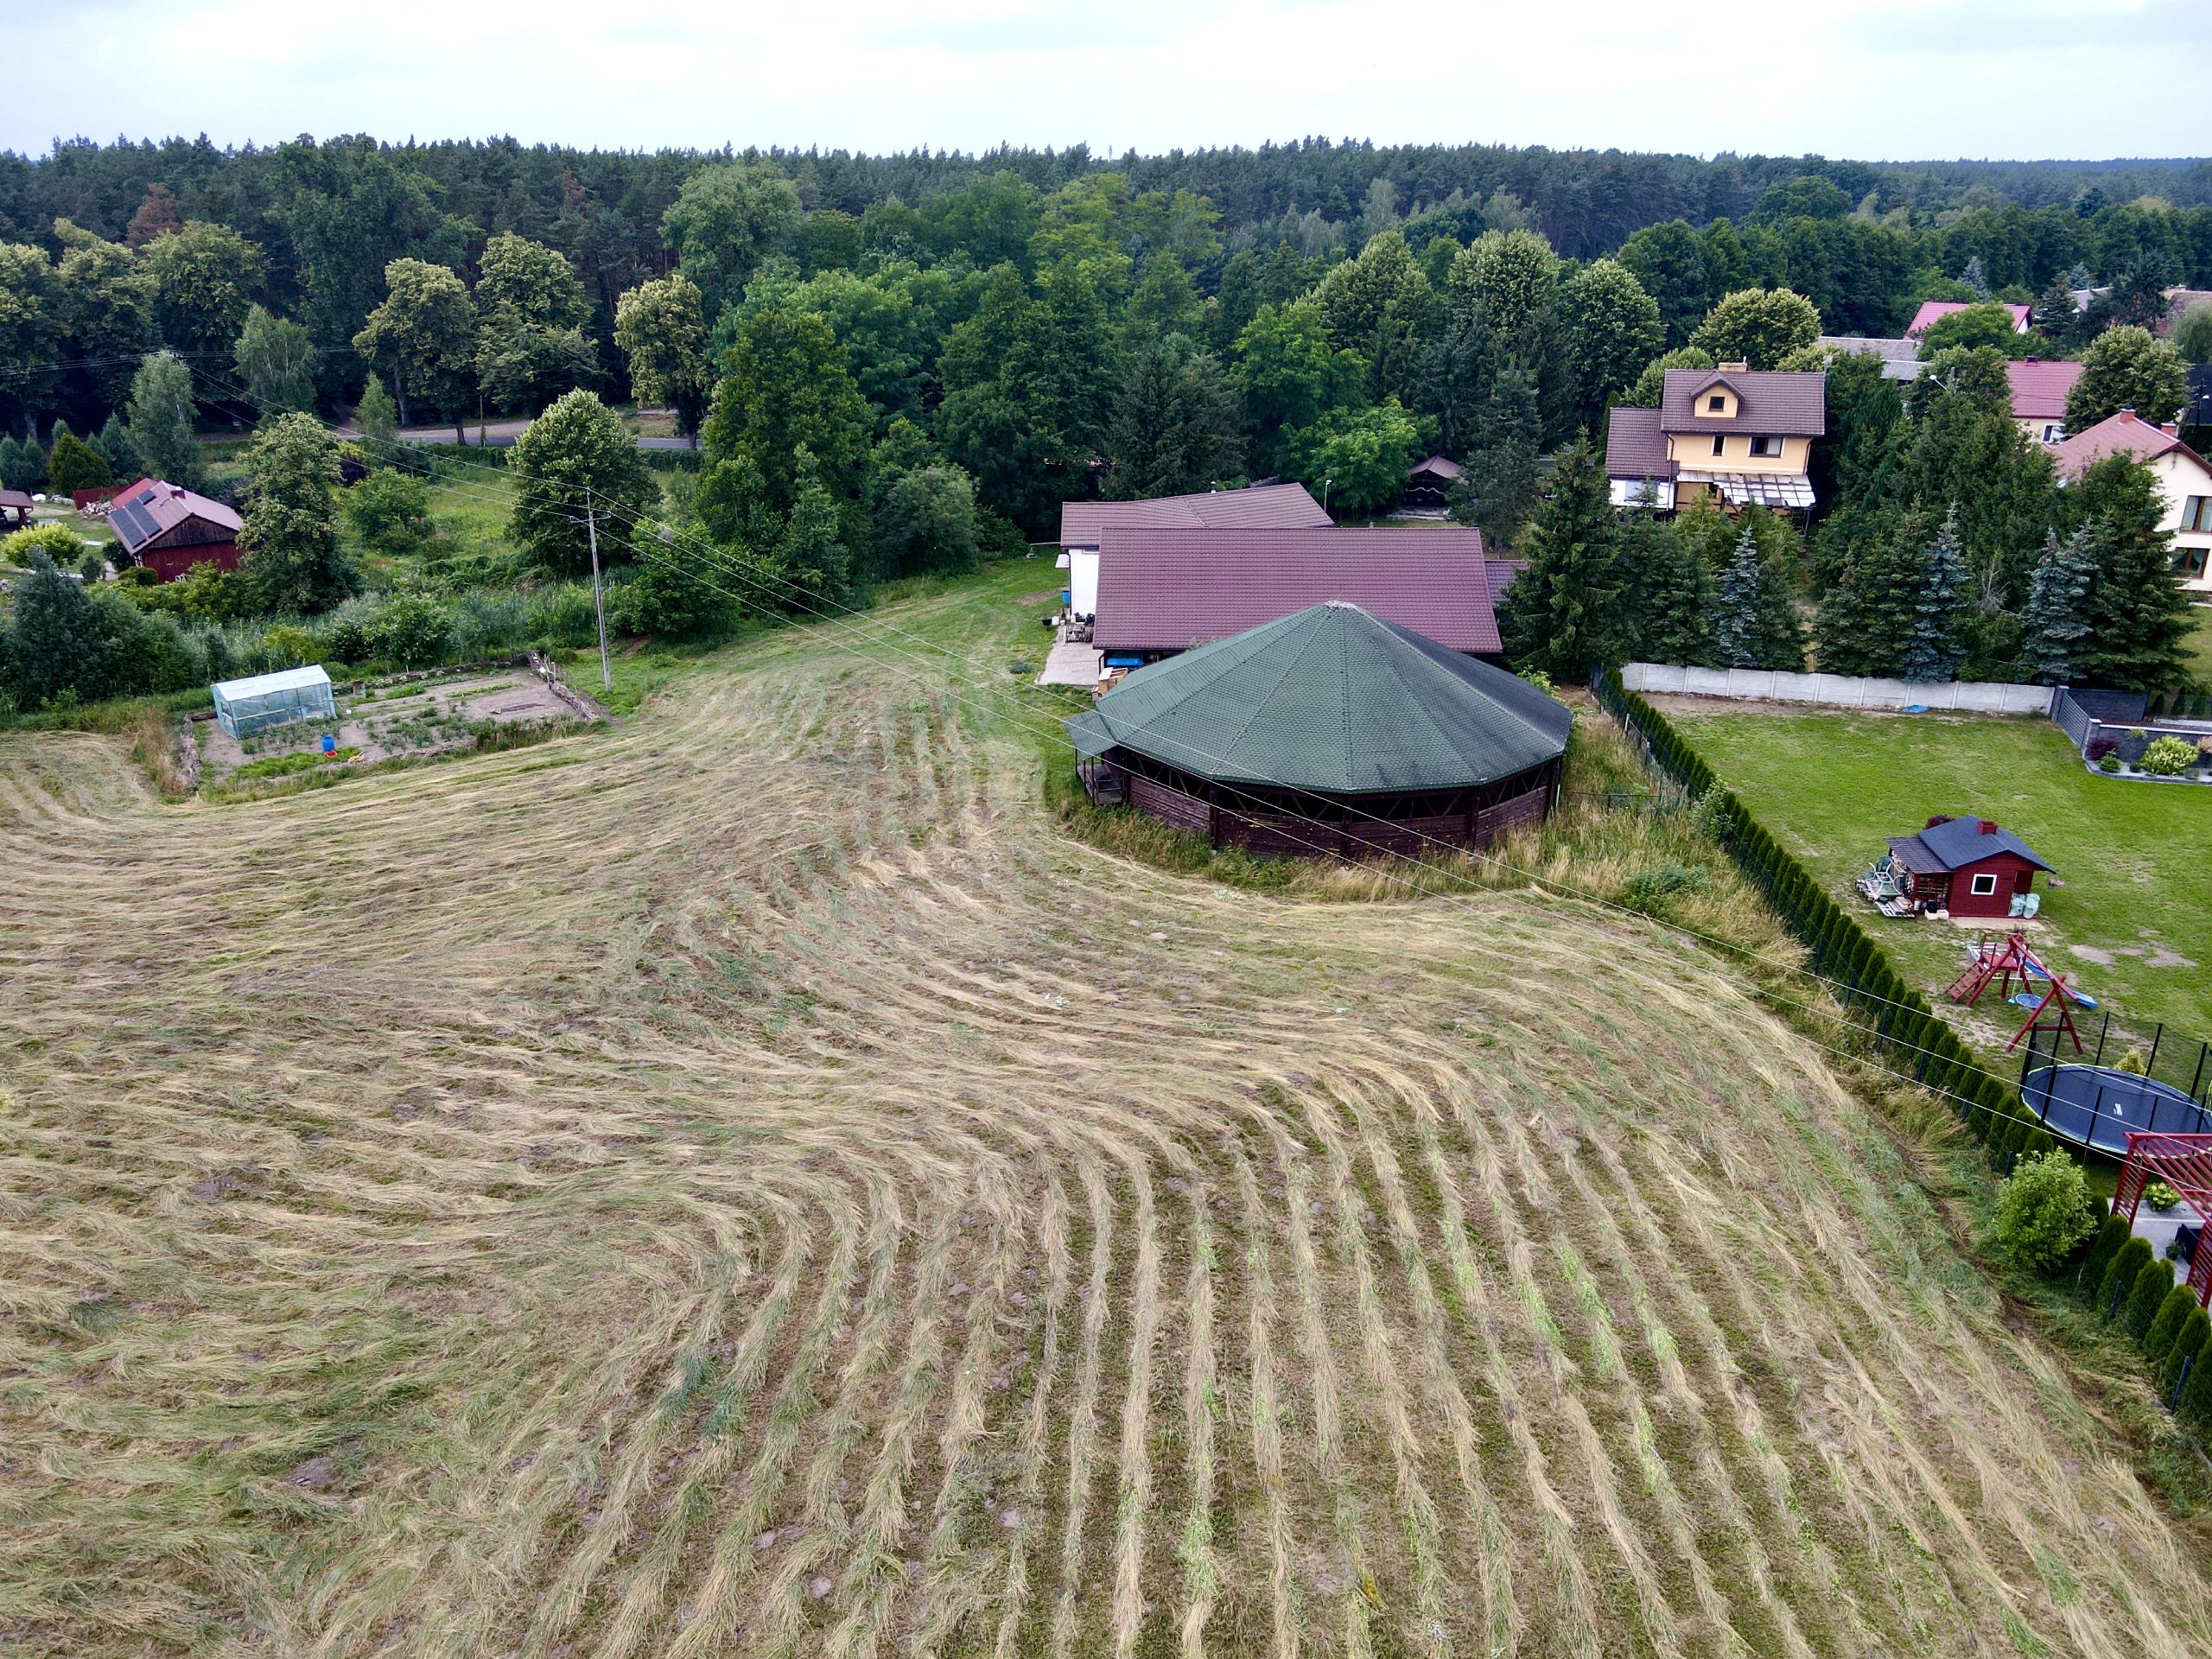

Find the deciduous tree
[[232, 305, 318, 417], [2064, 324, 2189, 429], [1283, 399, 1420, 520], [125, 351, 200, 486], [143, 219, 264, 361], [614, 273, 714, 439], [1691, 288, 1821, 369], [507, 389, 656, 578], [661, 162, 803, 321], [353, 260, 478, 437], [238, 411, 359, 613]]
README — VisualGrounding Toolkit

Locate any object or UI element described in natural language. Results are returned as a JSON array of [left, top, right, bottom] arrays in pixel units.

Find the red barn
[[1885, 815, 2054, 918], [107, 477, 243, 582]]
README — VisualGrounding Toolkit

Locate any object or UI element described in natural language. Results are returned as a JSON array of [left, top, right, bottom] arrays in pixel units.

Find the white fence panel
[[1620, 663, 2054, 716]]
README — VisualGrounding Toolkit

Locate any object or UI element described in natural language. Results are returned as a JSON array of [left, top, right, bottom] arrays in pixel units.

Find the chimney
[[1977, 819, 1999, 836], [1718, 359, 1750, 372], [2161, 421, 2181, 436]]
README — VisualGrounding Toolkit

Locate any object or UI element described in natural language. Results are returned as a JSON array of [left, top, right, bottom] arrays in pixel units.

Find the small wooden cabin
[[1884, 815, 2054, 919], [107, 477, 243, 582], [1402, 454, 1462, 516]]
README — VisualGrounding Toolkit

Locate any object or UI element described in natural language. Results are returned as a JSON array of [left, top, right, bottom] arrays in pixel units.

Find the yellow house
[[1605, 363, 1827, 511]]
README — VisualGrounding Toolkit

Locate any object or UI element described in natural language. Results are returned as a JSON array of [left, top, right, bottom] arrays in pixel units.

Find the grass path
[[3, 563, 2209, 1656]]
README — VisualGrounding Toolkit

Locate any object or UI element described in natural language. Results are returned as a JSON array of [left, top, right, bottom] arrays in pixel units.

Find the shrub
[[368, 592, 454, 667], [2139, 735, 2197, 776], [2123, 1255, 2177, 1340], [2145, 1282, 2199, 1364], [47, 429, 114, 494], [341, 467, 435, 559], [2161, 1307, 2210, 1401], [2085, 737, 2119, 763], [2097, 1236, 2155, 1320], [260, 625, 315, 668], [2098, 752, 2123, 772], [2180, 1324, 2212, 1426], [2, 523, 88, 567], [1618, 861, 1712, 912], [2145, 1180, 2182, 1212], [1992, 1152, 2097, 1275]]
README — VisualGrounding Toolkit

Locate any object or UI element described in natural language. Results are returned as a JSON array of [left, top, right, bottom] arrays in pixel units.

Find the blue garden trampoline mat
[[2020, 1064, 2212, 1156]]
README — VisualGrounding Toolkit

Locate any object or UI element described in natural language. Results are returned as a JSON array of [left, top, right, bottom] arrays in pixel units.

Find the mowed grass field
[[1670, 705, 2212, 1058], [5, 563, 2211, 1658]]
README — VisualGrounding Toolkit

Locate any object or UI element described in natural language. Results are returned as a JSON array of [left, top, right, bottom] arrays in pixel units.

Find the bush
[[2139, 735, 2197, 777], [368, 592, 454, 667], [2161, 1307, 2210, 1401], [2098, 752, 2123, 772], [1, 523, 88, 567], [1618, 861, 1712, 912], [2144, 1282, 2199, 1364], [47, 429, 114, 494], [341, 468, 435, 559], [2097, 1236, 2155, 1320], [2085, 737, 2119, 763], [2145, 1180, 2182, 1212], [2123, 1254, 2177, 1340], [1992, 1151, 2098, 1275], [2180, 1323, 2212, 1426]]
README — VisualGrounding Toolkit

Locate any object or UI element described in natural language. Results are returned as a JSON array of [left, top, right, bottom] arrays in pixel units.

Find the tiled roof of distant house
[[1658, 368, 1827, 436], [1904, 301, 2032, 337], [1059, 482, 1331, 546], [1605, 405, 1676, 479], [2050, 410, 2209, 479], [1816, 335, 1924, 381], [1408, 454, 1463, 480], [2004, 359, 2085, 421], [1091, 525, 1499, 655]]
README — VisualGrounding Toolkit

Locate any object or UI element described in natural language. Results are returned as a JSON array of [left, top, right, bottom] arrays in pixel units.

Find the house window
[[1748, 434, 1784, 458], [2183, 496, 2212, 534], [2177, 545, 2210, 581], [1707, 394, 1726, 412], [1969, 873, 1999, 897], [2040, 423, 2064, 444], [1711, 434, 1727, 457]]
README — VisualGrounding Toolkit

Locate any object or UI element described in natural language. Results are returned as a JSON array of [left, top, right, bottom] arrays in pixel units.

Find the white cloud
[[6, 0, 2205, 160]]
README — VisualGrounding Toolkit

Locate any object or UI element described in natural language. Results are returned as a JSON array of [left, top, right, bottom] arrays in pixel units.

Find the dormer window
[[1707, 394, 1726, 412]]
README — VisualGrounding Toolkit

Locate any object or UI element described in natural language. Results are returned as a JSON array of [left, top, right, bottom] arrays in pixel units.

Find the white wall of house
[[2149, 450, 2212, 592], [1068, 550, 1100, 617]]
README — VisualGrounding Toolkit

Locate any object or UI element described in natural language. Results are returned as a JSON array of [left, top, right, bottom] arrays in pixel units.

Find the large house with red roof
[[1090, 525, 1501, 661], [1057, 481, 1333, 622], [105, 477, 244, 582], [2050, 411, 2212, 593], [1604, 364, 1827, 512]]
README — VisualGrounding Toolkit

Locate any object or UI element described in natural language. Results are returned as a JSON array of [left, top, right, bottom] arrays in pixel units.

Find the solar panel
[[111, 502, 156, 548]]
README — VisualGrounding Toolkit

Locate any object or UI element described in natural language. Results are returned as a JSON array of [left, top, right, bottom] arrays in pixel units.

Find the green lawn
[[2184, 604, 2212, 686], [1675, 706, 2212, 1065]]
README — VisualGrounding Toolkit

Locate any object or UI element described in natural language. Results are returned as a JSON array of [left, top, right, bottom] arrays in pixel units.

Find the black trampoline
[[2021, 1065, 2212, 1155]]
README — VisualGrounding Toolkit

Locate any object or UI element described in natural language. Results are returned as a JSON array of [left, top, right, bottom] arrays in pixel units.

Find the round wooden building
[[1066, 601, 1571, 857]]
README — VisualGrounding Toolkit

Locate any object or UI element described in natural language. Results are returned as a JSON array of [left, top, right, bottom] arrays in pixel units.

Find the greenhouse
[[211, 665, 338, 740]]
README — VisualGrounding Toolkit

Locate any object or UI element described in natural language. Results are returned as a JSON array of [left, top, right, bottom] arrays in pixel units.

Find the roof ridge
[[1220, 608, 1332, 776]]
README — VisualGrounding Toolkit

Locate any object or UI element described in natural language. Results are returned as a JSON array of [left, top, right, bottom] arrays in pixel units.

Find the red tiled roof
[[2004, 359, 2084, 421], [1605, 404, 1676, 478], [106, 475, 243, 554], [1059, 482, 1331, 546], [1905, 301, 2032, 337], [1484, 560, 1527, 608], [2050, 410, 2212, 480], [1093, 525, 1499, 655], [1659, 368, 1826, 437]]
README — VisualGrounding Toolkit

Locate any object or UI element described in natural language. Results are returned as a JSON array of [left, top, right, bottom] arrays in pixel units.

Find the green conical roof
[[1066, 603, 1571, 795]]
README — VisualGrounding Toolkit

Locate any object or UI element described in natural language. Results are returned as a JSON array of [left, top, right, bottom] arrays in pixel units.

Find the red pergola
[[2113, 1133, 2212, 1307]]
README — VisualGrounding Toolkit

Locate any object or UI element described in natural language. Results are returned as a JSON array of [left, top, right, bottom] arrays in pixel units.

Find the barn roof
[[1408, 454, 1463, 480], [1091, 524, 1498, 654], [1059, 482, 1331, 546], [1887, 815, 2053, 874], [107, 476, 242, 554], [1066, 602, 1570, 795]]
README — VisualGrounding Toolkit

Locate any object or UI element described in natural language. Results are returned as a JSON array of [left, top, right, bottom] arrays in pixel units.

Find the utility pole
[[585, 486, 612, 695]]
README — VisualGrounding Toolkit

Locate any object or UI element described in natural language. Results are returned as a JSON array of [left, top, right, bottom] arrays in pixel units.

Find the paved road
[[388, 419, 696, 454]]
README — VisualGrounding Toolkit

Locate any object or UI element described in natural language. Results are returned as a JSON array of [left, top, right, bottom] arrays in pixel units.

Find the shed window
[[1969, 873, 1999, 896]]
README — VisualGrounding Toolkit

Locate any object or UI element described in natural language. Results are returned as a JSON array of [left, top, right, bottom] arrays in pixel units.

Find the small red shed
[[106, 476, 243, 582], [1885, 814, 2054, 918]]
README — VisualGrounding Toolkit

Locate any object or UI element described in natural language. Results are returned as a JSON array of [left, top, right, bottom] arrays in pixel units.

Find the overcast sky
[[9, 0, 2209, 163]]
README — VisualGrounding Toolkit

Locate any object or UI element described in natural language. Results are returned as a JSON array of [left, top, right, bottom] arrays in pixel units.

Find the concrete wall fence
[[1622, 663, 2056, 715]]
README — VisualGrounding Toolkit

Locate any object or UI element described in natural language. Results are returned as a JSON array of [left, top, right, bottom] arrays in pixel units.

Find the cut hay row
[[4, 575, 2210, 1658]]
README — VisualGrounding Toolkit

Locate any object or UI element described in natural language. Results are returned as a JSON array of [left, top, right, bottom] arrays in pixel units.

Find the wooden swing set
[[1946, 929, 2090, 1053]]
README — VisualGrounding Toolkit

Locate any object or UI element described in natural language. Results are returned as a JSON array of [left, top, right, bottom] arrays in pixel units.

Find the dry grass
[[3, 573, 2210, 1658]]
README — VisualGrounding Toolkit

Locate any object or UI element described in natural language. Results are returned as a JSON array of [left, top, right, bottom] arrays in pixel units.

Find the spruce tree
[[2074, 456, 2196, 693], [1498, 435, 1621, 680], [1616, 512, 1713, 665], [1900, 505, 1968, 683], [1814, 533, 1917, 677], [1467, 362, 1541, 552], [1709, 523, 1803, 671], [92, 413, 144, 483], [2018, 529, 2094, 684]]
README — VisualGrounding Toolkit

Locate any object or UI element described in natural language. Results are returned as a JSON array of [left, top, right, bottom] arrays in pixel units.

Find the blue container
[[321, 734, 336, 754]]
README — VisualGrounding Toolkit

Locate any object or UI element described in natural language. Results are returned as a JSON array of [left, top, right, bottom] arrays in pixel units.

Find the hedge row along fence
[[1591, 668, 2066, 1170]]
